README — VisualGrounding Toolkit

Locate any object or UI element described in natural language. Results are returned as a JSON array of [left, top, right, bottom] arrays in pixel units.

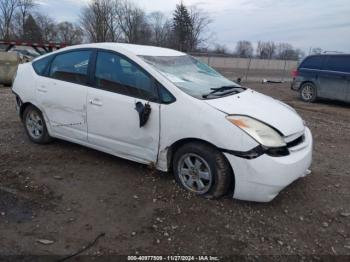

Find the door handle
[[37, 86, 48, 93], [89, 99, 103, 106]]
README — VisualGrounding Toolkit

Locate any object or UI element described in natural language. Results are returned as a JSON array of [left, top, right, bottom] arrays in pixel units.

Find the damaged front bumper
[[224, 127, 313, 202]]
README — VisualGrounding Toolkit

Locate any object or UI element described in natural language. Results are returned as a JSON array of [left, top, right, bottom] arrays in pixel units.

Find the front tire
[[23, 105, 52, 144], [173, 142, 233, 199], [300, 82, 317, 102]]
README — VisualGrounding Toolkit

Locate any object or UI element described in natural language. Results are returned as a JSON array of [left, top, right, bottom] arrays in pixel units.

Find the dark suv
[[291, 54, 350, 102]]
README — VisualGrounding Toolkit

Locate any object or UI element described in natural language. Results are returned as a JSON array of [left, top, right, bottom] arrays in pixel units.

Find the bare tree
[[235, 40, 253, 58], [0, 0, 19, 39], [188, 6, 212, 51], [115, 0, 150, 44], [256, 41, 276, 59], [213, 44, 229, 55], [35, 13, 57, 42], [148, 11, 171, 47], [275, 42, 293, 59], [56, 22, 83, 45], [275, 43, 305, 60], [80, 0, 118, 42]]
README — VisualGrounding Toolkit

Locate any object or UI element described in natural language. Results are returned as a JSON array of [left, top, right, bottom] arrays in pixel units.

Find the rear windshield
[[325, 56, 350, 73], [299, 55, 324, 70]]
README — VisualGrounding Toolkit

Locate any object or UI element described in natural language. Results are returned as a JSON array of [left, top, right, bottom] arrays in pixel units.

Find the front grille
[[287, 135, 305, 148]]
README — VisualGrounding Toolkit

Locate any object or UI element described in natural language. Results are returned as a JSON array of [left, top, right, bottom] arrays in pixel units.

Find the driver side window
[[94, 51, 159, 102]]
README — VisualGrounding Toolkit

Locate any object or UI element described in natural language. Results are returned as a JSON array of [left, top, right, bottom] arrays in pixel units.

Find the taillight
[[291, 69, 299, 78]]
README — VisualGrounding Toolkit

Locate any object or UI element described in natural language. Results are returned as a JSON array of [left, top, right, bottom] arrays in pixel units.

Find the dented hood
[[205, 89, 304, 136]]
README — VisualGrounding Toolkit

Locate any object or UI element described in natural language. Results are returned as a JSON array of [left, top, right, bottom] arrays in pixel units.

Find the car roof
[[306, 54, 350, 58], [59, 43, 186, 57]]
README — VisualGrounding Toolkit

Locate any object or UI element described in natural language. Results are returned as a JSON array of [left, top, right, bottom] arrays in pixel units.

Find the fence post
[[282, 59, 287, 82], [245, 57, 252, 82]]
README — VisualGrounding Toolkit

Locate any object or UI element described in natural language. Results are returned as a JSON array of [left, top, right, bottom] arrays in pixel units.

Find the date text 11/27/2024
[[127, 256, 220, 261]]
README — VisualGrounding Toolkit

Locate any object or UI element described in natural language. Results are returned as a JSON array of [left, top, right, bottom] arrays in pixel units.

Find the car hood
[[204, 89, 304, 136]]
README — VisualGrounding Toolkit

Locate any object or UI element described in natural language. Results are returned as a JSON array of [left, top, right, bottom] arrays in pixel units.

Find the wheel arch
[[19, 101, 49, 127], [20, 102, 38, 121], [166, 137, 235, 195], [300, 80, 318, 90]]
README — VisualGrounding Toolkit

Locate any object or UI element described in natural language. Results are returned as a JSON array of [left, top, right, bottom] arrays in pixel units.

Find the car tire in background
[[299, 82, 317, 102], [23, 105, 52, 144], [173, 142, 233, 199]]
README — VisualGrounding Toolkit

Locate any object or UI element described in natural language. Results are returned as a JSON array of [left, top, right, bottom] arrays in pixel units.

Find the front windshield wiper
[[202, 86, 242, 99]]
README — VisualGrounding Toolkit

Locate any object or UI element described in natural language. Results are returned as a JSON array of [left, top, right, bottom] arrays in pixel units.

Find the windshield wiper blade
[[202, 86, 241, 98]]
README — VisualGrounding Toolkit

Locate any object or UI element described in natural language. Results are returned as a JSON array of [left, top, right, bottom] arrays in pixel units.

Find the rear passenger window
[[33, 55, 52, 76], [94, 51, 158, 102], [326, 56, 350, 73], [49, 50, 91, 85], [300, 56, 324, 69]]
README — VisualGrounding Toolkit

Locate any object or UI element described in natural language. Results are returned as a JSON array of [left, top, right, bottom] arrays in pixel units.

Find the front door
[[87, 50, 160, 164], [36, 50, 92, 142]]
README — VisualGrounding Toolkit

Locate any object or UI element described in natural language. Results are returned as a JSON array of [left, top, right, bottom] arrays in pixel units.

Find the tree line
[[79, 0, 211, 52], [1, 0, 319, 60], [0, 0, 211, 51], [0, 0, 83, 44], [214, 41, 312, 60]]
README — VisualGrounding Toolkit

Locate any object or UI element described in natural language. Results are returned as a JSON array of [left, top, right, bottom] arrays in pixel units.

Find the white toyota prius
[[12, 43, 313, 202]]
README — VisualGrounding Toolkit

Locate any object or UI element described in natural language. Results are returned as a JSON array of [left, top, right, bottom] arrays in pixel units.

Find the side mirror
[[135, 101, 152, 127]]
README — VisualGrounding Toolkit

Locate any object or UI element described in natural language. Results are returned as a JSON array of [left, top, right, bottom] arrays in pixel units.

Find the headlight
[[226, 115, 286, 148]]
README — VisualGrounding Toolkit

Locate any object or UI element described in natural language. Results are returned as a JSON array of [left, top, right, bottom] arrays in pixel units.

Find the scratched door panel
[[37, 76, 88, 141]]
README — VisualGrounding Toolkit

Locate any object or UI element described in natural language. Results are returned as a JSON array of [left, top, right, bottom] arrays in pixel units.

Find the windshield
[[140, 55, 245, 99]]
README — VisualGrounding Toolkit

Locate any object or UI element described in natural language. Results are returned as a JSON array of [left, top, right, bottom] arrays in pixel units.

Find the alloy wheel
[[301, 84, 314, 101], [177, 153, 213, 194], [26, 111, 44, 139]]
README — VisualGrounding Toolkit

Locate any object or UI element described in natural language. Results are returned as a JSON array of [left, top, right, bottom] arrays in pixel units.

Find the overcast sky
[[37, 0, 350, 53]]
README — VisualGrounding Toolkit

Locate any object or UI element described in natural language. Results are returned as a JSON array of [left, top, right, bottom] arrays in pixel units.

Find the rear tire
[[172, 142, 233, 199], [23, 105, 52, 144], [299, 82, 317, 102]]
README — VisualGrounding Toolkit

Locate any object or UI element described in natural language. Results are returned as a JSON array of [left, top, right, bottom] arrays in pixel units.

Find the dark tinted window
[[95, 51, 158, 101], [158, 84, 176, 104], [49, 50, 91, 85], [33, 55, 52, 76], [300, 56, 324, 69], [326, 56, 350, 73]]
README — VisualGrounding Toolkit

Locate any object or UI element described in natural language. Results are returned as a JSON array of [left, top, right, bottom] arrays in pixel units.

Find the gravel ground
[[0, 82, 350, 260]]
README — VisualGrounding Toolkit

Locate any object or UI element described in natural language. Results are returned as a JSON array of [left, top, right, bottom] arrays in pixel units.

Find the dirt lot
[[0, 82, 350, 259]]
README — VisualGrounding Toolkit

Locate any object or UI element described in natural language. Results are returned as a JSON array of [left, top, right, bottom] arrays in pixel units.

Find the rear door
[[36, 49, 93, 141], [86, 50, 161, 164], [318, 55, 349, 101], [341, 56, 350, 102], [299, 55, 325, 86], [347, 77, 350, 102]]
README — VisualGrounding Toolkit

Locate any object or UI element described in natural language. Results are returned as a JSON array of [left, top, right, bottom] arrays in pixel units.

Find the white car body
[[12, 43, 313, 202]]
